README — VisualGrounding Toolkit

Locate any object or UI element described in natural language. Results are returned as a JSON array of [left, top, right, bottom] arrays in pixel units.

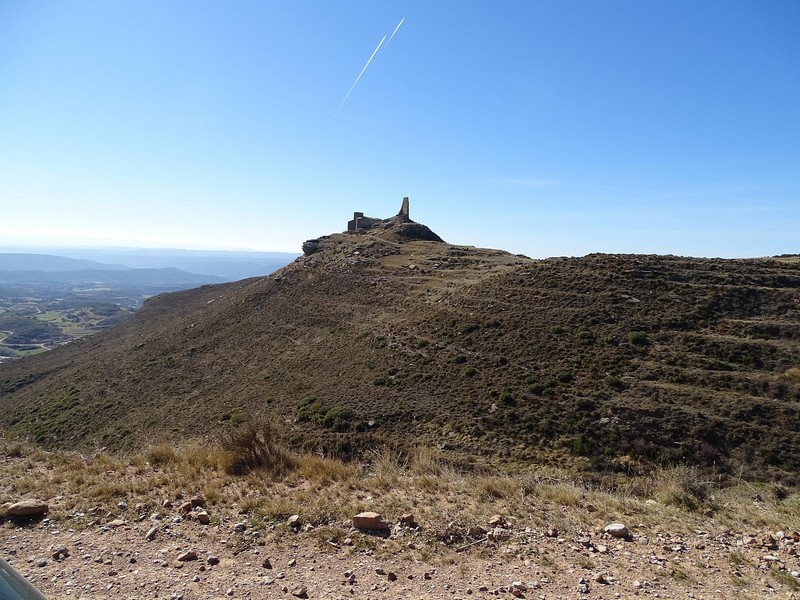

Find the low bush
[[221, 417, 295, 476], [297, 397, 355, 432], [499, 391, 516, 406], [321, 406, 355, 432], [458, 323, 480, 335]]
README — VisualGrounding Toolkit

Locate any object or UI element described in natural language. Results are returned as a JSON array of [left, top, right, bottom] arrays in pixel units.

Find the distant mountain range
[[0, 248, 299, 282], [0, 253, 223, 287], [0, 253, 129, 273]]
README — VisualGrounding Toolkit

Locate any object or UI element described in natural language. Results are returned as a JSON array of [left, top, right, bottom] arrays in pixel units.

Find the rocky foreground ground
[[3, 497, 800, 600]]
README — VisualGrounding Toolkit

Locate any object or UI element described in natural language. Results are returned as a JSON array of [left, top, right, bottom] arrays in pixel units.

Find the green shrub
[[297, 396, 326, 422], [463, 366, 478, 378], [321, 406, 355, 432], [557, 370, 574, 384], [628, 331, 650, 346], [297, 397, 355, 432], [228, 411, 249, 426], [572, 434, 590, 456], [499, 391, 515, 406], [458, 323, 480, 335], [528, 383, 545, 395]]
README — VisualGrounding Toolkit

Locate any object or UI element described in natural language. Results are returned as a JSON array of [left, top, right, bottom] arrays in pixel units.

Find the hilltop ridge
[[1, 202, 799, 481]]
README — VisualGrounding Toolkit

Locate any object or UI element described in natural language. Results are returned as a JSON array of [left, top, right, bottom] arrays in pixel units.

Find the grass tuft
[[146, 444, 178, 467], [653, 465, 714, 512], [220, 417, 295, 476]]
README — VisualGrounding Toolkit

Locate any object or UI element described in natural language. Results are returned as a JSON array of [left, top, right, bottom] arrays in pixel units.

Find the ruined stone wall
[[347, 214, 382, 232], [347, 198, 411, 231]]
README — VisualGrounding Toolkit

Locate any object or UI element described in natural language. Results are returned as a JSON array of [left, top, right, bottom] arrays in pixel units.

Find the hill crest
[[1, 213, 799, 482]]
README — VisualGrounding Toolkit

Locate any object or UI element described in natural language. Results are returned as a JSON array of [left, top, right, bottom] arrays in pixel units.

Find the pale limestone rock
[[352, 511, 390, 531], [488, 514, 507, 528], [7, 500, 49, 517]]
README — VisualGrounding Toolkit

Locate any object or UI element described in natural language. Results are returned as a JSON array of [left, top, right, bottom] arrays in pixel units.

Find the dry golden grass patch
[[292, 454, 357, 485], [2, 430, 799, 548]]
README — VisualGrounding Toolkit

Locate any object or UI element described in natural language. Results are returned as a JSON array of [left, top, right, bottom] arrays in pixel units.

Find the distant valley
[[0, 248, 297, 361]]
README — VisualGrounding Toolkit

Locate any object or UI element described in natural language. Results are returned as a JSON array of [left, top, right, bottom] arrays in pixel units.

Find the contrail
[[333, 35, 387, 119], [387, 17, 405, 44]]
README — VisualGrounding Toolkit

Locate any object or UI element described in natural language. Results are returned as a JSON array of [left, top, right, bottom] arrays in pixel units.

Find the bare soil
[[4, 500, 800, 599]]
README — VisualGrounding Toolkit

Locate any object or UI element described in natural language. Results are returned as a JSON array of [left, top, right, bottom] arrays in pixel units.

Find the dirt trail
[[3, 507, 800, 599]]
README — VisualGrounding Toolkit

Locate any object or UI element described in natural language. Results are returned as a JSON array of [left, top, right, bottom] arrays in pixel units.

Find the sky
[[1, 1, 798, 258]]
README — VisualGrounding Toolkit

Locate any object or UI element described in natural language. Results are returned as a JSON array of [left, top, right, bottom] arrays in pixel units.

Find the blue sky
[[1, 1, 798, 257]]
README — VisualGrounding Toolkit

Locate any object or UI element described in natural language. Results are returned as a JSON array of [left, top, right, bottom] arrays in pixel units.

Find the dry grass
[[1, 432, 798, 549], [652, 465, 715, 511], [219, 418, 295, 476]]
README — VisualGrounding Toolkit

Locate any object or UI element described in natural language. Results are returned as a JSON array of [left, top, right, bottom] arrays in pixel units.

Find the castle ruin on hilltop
[[347, 196, 410, 232], [302, 197, 442, 256]]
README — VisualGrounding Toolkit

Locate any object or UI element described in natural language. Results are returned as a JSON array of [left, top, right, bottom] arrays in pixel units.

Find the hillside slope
[[1, 223, 799, 481]]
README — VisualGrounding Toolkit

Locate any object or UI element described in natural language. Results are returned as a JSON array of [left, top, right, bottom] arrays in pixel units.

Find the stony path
[[3, 506, 800, 599]]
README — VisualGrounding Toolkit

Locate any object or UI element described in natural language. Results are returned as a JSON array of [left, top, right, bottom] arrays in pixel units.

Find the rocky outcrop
[[393, 222, 443, 242], [301, 239, 323, 256]]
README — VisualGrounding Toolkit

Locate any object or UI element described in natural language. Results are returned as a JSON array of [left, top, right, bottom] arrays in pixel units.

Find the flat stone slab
[[352, 511, 390, 531]]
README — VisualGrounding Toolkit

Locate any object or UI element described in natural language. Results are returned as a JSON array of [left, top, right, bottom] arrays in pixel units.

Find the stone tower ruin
[[397, 197, 410, 222]]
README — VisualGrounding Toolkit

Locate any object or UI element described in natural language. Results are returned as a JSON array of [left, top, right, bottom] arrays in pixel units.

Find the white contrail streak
[[387, 17, 405, 44], [333, 35, 387, 119]]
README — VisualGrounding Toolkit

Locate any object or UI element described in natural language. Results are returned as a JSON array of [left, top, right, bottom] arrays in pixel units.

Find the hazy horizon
[[2, 1, 797, 258], [0, 241, 300, 256], [0, 240, 794, 262]]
